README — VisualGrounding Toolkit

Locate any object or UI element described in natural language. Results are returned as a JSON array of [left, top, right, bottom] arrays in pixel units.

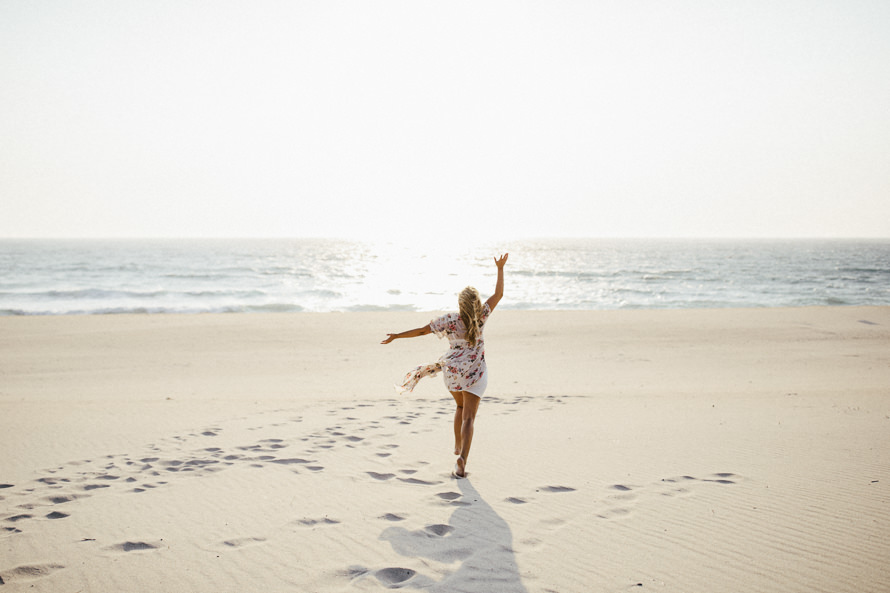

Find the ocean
[[1, 238, 888, 315]]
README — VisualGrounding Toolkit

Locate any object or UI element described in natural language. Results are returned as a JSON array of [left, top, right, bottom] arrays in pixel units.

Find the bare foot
[[454, 456, 466, 478]]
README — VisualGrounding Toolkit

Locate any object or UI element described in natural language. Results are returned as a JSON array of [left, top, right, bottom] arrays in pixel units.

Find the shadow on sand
[[379, 478, 528, 592]]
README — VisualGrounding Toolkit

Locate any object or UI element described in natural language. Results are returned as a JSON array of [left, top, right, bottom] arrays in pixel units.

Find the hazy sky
[[2, 1, 888, 239]]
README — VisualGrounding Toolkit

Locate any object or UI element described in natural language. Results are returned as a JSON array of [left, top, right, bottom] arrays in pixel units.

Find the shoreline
[[2, 300, 888, 317]]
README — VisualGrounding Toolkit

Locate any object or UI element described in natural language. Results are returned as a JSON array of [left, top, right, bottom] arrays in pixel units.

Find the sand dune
[[1, 307, 888, 591]]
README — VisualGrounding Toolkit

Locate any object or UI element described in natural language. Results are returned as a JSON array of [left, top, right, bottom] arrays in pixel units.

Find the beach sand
[[1, 307, 888, 592]]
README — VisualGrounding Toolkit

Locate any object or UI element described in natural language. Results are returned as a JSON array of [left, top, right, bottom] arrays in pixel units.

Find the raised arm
[[381, 324, 432, 345], [485, 253, 508, 312]]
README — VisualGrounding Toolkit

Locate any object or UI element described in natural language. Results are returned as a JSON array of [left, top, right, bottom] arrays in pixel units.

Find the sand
[[1, 306, 888, 592]]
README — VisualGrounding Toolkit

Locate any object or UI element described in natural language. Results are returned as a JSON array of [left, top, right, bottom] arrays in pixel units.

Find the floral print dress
[[397, 303, 492, 395]]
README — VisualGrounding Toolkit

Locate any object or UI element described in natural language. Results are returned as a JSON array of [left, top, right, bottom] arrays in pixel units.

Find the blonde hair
[[458, 286, 483, 347]]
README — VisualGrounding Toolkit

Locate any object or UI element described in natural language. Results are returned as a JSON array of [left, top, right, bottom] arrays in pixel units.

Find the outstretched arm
[[381, 324, 432, 345], [485, 253, 508, 312]]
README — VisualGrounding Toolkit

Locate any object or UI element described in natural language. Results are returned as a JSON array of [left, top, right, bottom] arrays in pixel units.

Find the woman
[[381, 253, 508, 478]]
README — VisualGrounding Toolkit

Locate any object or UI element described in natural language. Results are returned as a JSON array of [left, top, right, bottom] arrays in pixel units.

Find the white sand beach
[[1, 306, 889, 592]]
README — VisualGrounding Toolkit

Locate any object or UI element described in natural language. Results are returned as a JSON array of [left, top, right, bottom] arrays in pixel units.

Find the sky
[[1, 1, 889, 240]]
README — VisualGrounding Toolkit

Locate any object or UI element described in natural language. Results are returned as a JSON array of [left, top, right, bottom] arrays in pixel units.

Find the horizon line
[[1, 235, 889, 242]]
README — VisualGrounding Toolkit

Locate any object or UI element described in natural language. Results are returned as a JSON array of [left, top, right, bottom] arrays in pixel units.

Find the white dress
[[396, 303, 491, 396]]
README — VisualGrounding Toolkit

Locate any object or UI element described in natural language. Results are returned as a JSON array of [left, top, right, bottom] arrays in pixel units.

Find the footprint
[[295, 517, 340, 527], [270, 458, 310, 465], [380, 513, 405, 522], [660, 487, 691, 497], [398, 477, 442, 486], [424, 524, 454, 536], [342, 565, 370, 579], [375, 567, 415, 586], [539, 485, 576, 493], [518, 537, 544, 551], [0, 484, 13, 489], [108, 541, 160, 552], [505, 497, 527, 504], [367, 472, 396, 481], [5, 514, 32, 523], [47, 494, 78, 504], [704, 473, 738, 484], [189, 458, 218, 465], [610, 484, 632, 492], [221, 536, 267, 548], [0, 563, 65, 584], [597, 508, 632, 520], [436, 491, 461, 501], [46, 512, 69, 520]]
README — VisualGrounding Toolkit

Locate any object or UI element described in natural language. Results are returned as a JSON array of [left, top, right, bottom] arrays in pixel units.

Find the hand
[[494, 253, 509, 268], [381, 334, 397, 345]]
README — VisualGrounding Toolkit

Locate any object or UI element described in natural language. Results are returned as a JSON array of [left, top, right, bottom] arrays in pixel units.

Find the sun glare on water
[[349, 236, 507, 312]]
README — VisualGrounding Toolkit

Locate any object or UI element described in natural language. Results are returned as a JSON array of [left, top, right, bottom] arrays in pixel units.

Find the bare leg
[[455, 391, 481, 477], [450, 392, 463, 455], [453, 406, 462, 455]]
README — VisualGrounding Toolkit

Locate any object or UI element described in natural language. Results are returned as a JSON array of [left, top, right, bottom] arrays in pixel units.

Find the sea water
[[0, 238, 888, 315]]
